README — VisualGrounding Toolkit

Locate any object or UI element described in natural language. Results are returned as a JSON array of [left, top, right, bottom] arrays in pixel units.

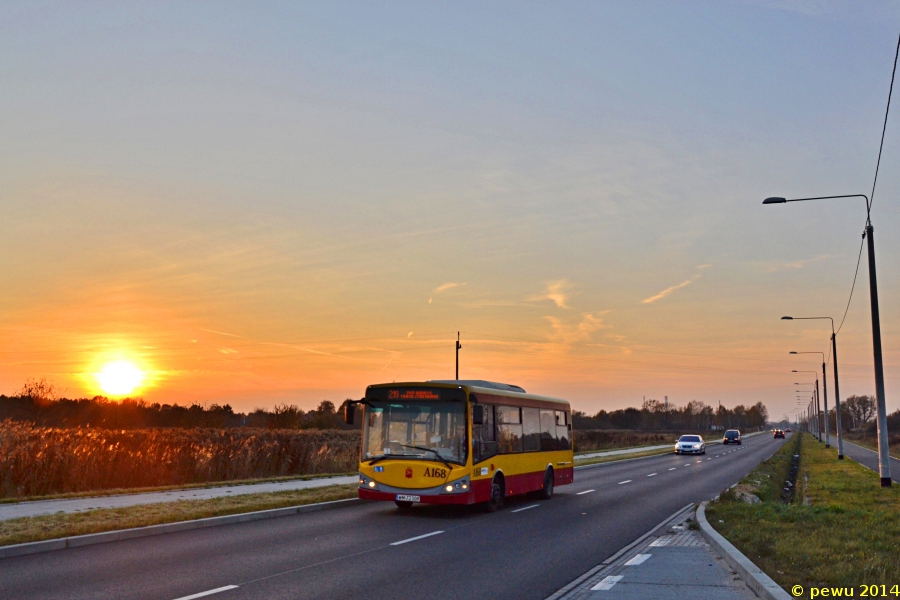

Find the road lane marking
[[647, 473, 657, 477], [624, 553, 652, 566], [172, 586, 239, 600], [684, 464, 691, 467], [668, 467, 676, 471], [591, 575, 624, 591], [618, 480, 632, 485], [696, 460, 702, 463], [707, 458, 712, 461], [390, 530, 444, 545], [577, 489, 595, 495], [511, 504, 540, 513]]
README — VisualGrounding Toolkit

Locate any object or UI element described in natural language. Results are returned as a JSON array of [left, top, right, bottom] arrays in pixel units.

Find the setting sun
[[96, 360, 145, 396]]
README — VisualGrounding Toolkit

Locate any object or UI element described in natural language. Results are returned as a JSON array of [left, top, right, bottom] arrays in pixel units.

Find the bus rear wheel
[[485, 476, 505, 512], [538, 468, 554, 500], [395, 500, 413, 509]]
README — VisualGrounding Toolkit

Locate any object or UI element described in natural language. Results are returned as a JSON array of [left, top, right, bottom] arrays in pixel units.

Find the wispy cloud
[[759, 255, 831, 272], [434, 282, 467, 293], [545, 311, 611, 345], [642, 276, 699, 304], [529, 279, 573, 309]]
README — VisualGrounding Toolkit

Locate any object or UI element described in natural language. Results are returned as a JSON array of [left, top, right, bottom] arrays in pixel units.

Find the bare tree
[[844, 395, 876, 430], [17, 378, 59, 406]]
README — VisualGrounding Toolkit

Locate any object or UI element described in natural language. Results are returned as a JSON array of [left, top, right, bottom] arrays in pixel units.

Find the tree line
[[1, 379, 354, 430], [573, 398, 769, 432]]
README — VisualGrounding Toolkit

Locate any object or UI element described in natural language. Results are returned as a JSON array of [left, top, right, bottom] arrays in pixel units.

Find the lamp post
[[792, 351, 831, 449], [794, 370, 821, 441], [783, 317, 844, 458], [765, 194, 890, 485]]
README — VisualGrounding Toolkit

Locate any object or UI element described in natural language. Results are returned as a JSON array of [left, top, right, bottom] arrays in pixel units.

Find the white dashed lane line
[[624, 553, 652, 566], [390, 530, 444, 545], [172, 586, 239, 600], [511, 504, 539, 513], [668, 467, 676, 471], [647, 473, 657, 477], [577, 489, 595, 495], [591, 576, 624, 591], [618, 480, 632, 485]]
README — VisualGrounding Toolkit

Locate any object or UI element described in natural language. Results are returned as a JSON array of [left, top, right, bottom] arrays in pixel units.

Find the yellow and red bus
[[345, 380, 573, 510]]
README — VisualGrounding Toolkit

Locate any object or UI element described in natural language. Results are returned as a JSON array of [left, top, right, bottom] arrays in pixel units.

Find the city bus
[[344, 380, 573, 511]]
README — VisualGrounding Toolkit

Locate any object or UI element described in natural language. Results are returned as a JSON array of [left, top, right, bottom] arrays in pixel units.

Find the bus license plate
[[396, 494, 420, 502]]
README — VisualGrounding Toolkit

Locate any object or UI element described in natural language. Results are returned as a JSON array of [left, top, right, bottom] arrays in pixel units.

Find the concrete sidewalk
[[0, 475, 358, 521], [550, 509, 756, 600]]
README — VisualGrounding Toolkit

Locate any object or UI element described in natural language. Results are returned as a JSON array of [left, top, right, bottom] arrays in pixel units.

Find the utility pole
[[832, 334, 844, 459], [455, 332, 461, 380]]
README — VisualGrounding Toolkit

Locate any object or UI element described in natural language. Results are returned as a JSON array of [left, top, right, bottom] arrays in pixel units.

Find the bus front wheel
[[485, 475, 505, 512]]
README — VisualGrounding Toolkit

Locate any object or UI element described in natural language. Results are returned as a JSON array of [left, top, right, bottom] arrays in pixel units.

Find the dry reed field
[[0, 421, 360, 499], [572, 429, 678, 452]]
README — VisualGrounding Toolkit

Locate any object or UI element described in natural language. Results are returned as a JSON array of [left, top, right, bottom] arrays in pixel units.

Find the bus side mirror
[[344, 403, 356, 425], [472, 404, 484, 425]]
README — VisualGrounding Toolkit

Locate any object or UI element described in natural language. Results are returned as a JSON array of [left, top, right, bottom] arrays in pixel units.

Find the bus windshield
[[363, 401, 467, 465]]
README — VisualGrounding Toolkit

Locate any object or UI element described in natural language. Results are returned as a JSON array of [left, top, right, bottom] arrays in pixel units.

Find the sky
[[2, 1, 900, 422]]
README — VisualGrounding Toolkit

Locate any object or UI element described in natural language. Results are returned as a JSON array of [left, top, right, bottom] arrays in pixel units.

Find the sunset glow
[[95, 360, 145, 397]]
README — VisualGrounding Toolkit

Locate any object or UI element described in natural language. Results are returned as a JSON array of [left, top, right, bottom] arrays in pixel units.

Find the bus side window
[[539, 409, 556, 450], [497, 405, 523, 454], [555, 410, 570, 450], [473, 404, 498, 463], [522, 408, 541, 452]]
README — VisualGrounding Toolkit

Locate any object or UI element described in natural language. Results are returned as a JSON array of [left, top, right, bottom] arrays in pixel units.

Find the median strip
[[390, 530, 444, 546]]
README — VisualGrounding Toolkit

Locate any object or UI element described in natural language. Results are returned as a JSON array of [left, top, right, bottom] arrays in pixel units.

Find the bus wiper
[[399, 445, 455, 470], [367, 455, 387, 466]]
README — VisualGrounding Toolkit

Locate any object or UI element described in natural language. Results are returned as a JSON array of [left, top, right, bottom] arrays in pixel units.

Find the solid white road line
[[618, 480, 632, 485], [647, 473, 657, 477], [172, 586, 239, 600], [624, 553, 652, 566], [668, 467, 676, 471], [577, 489, 595, 495], [390, 530, 445, 546], [591, 575, 624, 591], [511, 504, 540, 513]]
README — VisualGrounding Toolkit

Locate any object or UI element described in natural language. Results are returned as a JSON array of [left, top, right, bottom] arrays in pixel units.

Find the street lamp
[[792, 350, 833, 451], [784, 317, 844, 459], [794, 370, 821, 441], [765, 194, 890, 486]]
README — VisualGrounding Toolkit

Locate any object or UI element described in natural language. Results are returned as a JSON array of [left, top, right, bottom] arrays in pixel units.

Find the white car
[[675, 435, 706, 455]]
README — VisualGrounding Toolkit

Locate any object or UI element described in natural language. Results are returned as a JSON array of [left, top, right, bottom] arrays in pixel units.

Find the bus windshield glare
[[363, 401, 467, 465]]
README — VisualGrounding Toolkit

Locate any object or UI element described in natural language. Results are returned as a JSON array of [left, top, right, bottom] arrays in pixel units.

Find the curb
[[0, 497, 364, 560], [696, 501, 791, 600]]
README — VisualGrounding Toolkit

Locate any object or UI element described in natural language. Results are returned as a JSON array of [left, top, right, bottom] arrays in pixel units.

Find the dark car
[[722, 429, 742, 445], [773, 429, 785, 439], [785, 428, 792, 433]]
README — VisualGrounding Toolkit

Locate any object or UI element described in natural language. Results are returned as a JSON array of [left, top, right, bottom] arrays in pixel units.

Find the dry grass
[[0, 484, 358, 547], [0, 421, 360, 498], [573, 430, 682, 452]]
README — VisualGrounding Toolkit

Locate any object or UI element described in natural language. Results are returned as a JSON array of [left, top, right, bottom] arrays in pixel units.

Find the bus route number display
[[387, 389, 440, 400]]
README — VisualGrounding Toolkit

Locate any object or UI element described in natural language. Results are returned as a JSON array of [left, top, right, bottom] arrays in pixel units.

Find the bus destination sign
[[388, 389, 440, 400]]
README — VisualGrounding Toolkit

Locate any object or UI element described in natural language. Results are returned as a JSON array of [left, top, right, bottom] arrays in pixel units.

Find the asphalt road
[[0, 434, 787, 600]]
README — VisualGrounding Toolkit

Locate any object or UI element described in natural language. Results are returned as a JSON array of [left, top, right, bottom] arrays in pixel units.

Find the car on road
[[722, 429, 742, 445], [773, 429, 785, 439], [675, 435, 706, 455], [785, 427, 792, 433]]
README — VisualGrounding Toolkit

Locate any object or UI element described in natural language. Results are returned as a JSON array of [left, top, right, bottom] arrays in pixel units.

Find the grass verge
[[707, 433, 900, 594], [0, 484, 358, 547]]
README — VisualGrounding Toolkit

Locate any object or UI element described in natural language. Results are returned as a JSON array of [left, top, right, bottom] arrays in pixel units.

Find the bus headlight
[[368, 481, 377, 488], [440, 475, 470, 494]]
